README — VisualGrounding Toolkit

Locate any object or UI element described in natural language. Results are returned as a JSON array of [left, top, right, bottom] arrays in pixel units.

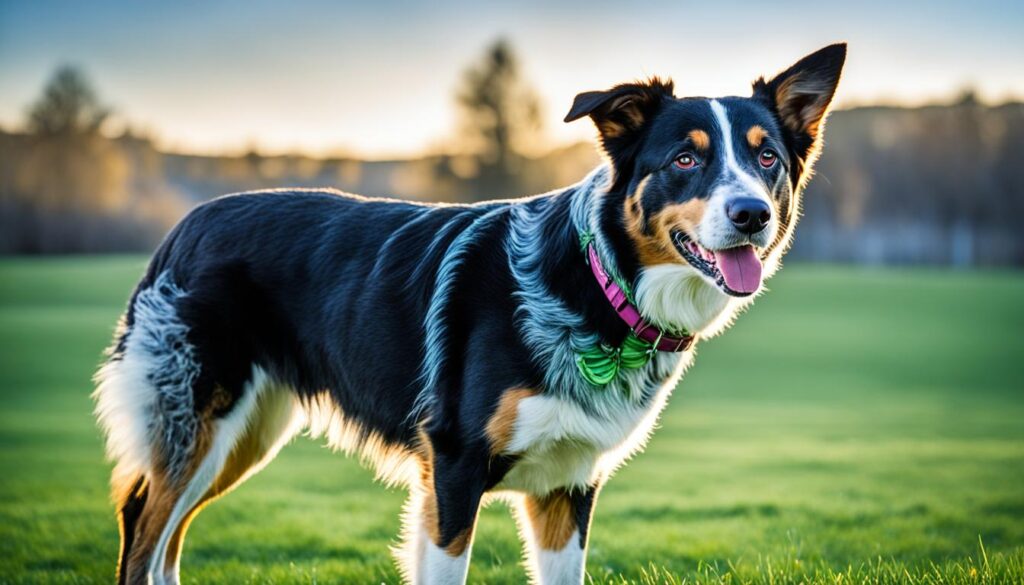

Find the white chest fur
[[496, 354, 690, 495]]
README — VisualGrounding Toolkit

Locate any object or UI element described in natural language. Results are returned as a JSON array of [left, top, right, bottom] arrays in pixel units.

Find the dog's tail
[[93, 271, 201, 500]]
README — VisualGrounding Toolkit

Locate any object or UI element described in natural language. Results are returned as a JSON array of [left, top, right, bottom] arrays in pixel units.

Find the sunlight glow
[[1, 0, 1021, 158]]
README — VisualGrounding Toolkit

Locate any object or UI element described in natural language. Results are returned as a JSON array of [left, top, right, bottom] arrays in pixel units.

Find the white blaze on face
[[700, 100, 778, 251], [668, 99, 775, 297]]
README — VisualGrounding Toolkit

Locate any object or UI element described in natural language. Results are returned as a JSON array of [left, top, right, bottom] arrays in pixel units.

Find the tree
[[3, 65, 137, 252], [27, 65, 109, 136], [450, 39, 543, 199]]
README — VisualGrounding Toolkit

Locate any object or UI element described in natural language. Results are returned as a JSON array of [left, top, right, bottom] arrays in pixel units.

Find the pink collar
[[587, 243, 695, 352]]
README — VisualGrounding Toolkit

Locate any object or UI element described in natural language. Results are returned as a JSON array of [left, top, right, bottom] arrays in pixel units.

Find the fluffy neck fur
[[569, 166, 743, 338], [633, 265, 732, 336]]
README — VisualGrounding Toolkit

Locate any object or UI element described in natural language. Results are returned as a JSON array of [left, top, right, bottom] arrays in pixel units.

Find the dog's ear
[[753, 43, 846, 180], [565, 78, 674, 189], [564, 78, 673, 135]]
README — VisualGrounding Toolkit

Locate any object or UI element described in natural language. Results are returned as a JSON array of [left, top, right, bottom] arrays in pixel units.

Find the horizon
[[2, 0, 1022, 159], [2, 89, 1015, 163]]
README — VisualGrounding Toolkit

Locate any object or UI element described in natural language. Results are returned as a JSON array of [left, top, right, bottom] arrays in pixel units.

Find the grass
[[0, 256, 1023, 584]]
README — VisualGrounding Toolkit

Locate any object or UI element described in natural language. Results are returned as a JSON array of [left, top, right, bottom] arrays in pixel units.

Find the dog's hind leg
[[96, 274, 302, 584], [115, 476, 149, 585], [122, 471, 196, 585], [93, 273, 204, 585], [138, 368, 302, 585], [159, 383, 302, 584], [110, 372, 264, 585], [113, 369, 296, 585]]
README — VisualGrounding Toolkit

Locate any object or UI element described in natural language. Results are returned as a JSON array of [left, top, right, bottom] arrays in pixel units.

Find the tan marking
[[746, 125, 768, 149], [420, 496, 473, 556], [415, 427, 447, 549], [208, 384, 233, 413], [688, 129, 710, 151], [117, 400, 223, 583], [415, 427, 434, 478], [485, 388, 537, 455], [444, 528, 473, 557], [421, 484, 441, 544], [525, 489, 576, 551], [162, 397, 281, 571], [620, 100, 645, 128], [112, 472, 142, 512], [624, 179, 676, 266], [597, 120, 626, 138], [624, 178, 708, 267], [115, 477, 148, 583], [418, 441, 476, 557], [124, 409, 216, 582], [596, 95, 648, 139], [154, 387, 298, 578], [773, 75, 802, 134], [122, 475, 184, 583]]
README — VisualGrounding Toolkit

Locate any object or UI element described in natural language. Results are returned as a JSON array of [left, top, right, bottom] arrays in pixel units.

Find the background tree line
[[1, 41, 1022, 265]]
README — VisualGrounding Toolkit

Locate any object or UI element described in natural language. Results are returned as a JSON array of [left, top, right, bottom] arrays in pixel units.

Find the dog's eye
[[759, 149, 778, 169], [674, 153, 698, 170]]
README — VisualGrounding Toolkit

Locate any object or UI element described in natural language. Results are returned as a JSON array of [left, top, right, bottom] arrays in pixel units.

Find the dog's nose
[[726, 198, 771, 235]]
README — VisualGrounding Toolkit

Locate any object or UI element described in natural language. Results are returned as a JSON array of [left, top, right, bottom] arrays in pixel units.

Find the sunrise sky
[[2, 0, 1022, 159]]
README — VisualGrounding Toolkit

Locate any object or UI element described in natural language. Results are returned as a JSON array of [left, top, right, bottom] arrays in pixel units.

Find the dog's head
[[566, 44, 846, 332]]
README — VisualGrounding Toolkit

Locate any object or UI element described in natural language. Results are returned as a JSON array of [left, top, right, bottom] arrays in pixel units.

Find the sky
[[2, 0, 1023, 159]]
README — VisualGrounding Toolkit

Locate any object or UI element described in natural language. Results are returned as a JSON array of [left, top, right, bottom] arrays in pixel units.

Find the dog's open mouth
[[672, 232, 763, 297]]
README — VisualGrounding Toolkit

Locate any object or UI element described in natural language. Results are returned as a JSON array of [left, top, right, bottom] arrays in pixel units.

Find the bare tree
[[27, 65, 109, 136], [0, 65, 145, 252], [450, 39, 543, 199]]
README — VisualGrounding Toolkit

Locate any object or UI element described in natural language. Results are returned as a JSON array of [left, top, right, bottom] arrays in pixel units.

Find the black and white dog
[[94, 44, 845, 585]]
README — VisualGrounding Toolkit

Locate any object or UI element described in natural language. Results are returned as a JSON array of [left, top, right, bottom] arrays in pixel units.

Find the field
[[1, 257, 1023, 584]]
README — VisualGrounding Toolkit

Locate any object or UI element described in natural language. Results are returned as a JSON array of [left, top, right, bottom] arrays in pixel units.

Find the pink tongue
[[714, 245, 763, 294]]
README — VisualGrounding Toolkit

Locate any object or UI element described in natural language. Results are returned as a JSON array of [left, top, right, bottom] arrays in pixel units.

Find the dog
[[93, 43, 846, 585]]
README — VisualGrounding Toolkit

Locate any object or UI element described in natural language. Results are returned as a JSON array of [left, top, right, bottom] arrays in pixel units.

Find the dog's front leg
[[399, 447, 486, 585], [515, 484, 600, 585]]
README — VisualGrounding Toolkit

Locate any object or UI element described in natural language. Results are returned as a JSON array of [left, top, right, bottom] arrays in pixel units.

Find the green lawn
[[1, 257, 1023, 584]]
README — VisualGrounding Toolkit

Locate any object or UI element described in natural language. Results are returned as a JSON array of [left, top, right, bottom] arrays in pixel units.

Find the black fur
[[103, 44, 846, 582], [570, 485, 599, 548]]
